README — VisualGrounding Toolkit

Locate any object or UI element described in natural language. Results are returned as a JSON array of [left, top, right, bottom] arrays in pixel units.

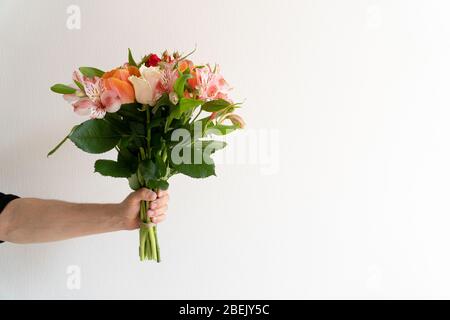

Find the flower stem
[[136, 105, 161, 262], [153, 225, 160, 262]]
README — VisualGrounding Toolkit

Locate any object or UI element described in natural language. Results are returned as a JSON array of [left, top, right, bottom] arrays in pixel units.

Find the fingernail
[[151, 202, 157, 209], [147, 210, 154, 217]]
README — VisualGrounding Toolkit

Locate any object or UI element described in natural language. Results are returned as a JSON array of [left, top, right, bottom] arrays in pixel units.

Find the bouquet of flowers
[[49, 49, 244, 262]]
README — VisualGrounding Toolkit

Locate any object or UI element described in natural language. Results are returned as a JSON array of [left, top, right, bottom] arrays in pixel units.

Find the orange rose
[[102, 66, 140, 104]]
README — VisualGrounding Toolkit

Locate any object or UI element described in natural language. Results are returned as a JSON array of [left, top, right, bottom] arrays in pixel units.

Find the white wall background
[[1, 0, 450, 299]]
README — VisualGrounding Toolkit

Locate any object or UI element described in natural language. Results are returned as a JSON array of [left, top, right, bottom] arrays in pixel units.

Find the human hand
[[119, 188, 169, 230]]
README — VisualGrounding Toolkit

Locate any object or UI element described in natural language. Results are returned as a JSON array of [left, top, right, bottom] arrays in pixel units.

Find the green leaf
[[104, 114, 130, 136], [129, 121, 145, 136], [50, 84, 76, 94], [146, 179, 169, 190], [164, 107, 182, 132], [128, 173, 141, 190], [138, 158, 170, 189], [173, 162, 216, 178], [153, 93, 171, 112], [154, 153, 167, 178], [79, 67, 105, 78], [179, 98, 203, 112], [117, 103, 144, 122], [170, 140, 226, 178], [47, 125, 79, 157], [202, 99, 231, 112], [69, 119, 120, 154], [128, 48, 138, 67], [173, 72, 192, 98], [138, 159, 160, 182], [201, 140, 227, 154], [117, 142, 138, 172], [94, 159, 132, 178], [206, 124, 239, 136]]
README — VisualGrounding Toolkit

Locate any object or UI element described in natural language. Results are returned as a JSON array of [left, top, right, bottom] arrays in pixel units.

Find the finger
[[157, 189, 169, 198], [149, 195, 169, 210], [147, 205, 168, 218], [133, 188, 157, 202], [152, 214, 167, 224]]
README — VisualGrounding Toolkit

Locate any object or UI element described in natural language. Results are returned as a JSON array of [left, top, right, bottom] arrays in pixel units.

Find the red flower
[[145, 54, 161, 67]]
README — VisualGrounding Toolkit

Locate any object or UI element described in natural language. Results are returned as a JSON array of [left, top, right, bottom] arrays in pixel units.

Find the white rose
[[128, 66, 162, 106]]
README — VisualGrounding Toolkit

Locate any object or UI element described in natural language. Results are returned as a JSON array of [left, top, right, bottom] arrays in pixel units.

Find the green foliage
[[128, 48, 138, 67], [179, 98, 203, 112], [173, 162, 216, 178], [118, 103, 145, 122], [95, 159, 133, 178], [69, 119, 120, 154], [170, 140, 226, 178], [139, 159, 159, 181], [138, 159, 169, 190], [164, 106, 182, 132], [50, 84, 76, 94], [207, 124, 239, 136], [202, 99, 231, 112], [173, 71, 192, 98], [128, 173, 141, 190], [147, 179, 169, 190], [79, 67, 105, 78]]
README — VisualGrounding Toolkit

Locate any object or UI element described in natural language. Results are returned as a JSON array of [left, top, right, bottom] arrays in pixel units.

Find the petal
[[63, 93, 78, 103], [225, 113, 245, 128], [90, 107, 106, 119], [127, 65, 141, 77], [139, 66, 162, 84], [128, 76, 153, 105], [101, 90, 122, 113], [72, 70, 84, 83], [114, 69, 130, 82], [73, 98, 95, 116], [103, 78, 135, 104], [102, 69, 116, 79]]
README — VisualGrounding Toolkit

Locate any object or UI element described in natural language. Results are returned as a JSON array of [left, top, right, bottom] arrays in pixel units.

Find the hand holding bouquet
[[49, 49, 244, 262]]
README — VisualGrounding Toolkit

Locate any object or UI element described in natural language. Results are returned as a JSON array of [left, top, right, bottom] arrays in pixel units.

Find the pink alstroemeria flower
[[159, 62, 179, 93], [63, 71, 122, 119], [191, 65, 231, 102]]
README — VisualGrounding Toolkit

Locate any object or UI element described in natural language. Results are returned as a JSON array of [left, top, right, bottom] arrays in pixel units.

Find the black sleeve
[[0, 192, 20, 243]]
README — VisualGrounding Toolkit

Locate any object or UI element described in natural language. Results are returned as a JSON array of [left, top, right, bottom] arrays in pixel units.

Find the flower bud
[[173, 51, 181, 59], [224, 113, 245, 128], [161, 50, 171, 62], [145, 54, 161, 67], [169, 91, 179, 105]]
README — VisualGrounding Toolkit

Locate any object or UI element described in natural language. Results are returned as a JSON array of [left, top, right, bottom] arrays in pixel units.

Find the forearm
[[0, 198, 127, 244]]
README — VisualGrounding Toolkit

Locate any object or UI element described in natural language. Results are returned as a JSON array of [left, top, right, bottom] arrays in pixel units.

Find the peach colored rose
[[102, 66, 140, 104]]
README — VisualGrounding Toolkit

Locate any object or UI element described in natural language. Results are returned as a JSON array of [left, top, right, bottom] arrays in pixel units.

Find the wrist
[[106, 204, 128, 231], [112, 203, 139, 231]]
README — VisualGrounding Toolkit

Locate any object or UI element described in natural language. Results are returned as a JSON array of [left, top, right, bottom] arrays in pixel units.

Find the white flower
[[128, 66, 162, 106]]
